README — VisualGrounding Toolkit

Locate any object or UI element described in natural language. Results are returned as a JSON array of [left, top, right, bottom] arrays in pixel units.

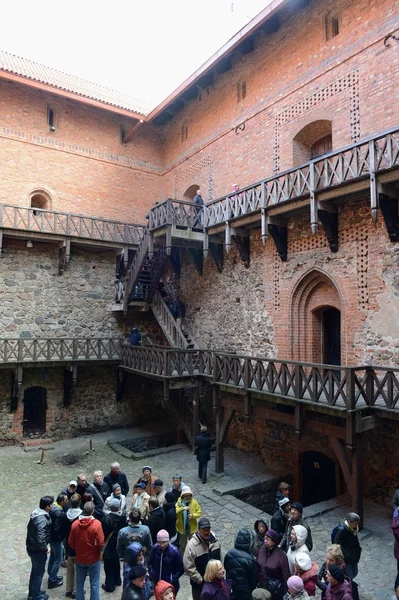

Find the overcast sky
[[1, 0, 269, 108]]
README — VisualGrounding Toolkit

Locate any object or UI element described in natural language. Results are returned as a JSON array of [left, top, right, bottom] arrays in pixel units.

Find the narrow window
[[237, 79, 247, 102], [331, 15, 339, 37], [47, 105, 57, 131], [181, 122, 188, 142], [120, 125, 126, 145], [325, 11, 341, 40]]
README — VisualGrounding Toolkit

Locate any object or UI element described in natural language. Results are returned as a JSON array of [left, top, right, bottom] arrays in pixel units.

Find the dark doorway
[[301, 451, 337, 506], [323, 307, 341, 365], [23, 386, 47, 436]]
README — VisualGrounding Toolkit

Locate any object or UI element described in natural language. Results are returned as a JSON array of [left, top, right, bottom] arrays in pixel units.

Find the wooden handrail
[[120, 346, 399, 413], [151, 291, 188, 348], [122, 229, 150, 311], [147, 125, 399, 231], [0, 203, 145, 245], [0, 337, 123, 363]]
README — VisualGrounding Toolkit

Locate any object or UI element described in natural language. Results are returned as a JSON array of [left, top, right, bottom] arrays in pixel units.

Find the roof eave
[[147, 0, 288, 122], [0, 70, 148, 120]]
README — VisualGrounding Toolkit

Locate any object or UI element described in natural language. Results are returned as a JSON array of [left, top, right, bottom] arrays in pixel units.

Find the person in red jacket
[[294, 553, 318, 596], [68, 501, 104, 600]]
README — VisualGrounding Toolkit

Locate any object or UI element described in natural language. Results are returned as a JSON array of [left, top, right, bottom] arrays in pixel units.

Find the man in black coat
[[271, 497, 291, 541], [48, 493, 68, 588], [163, 491, 178, 543], [144, 498, 166, 544], [195, 426, 212, 484], [104, 461, 130, 496], [224, 528, 258, 600], [102, 499, 127, 592], [91, 470, 110, 522], [26, 495, 53, 600], [75, 473, 94, 509]]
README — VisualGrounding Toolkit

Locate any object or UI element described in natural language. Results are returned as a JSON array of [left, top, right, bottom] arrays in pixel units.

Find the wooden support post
[[192, 387, 200, 452], [0, 229, 3, 253], [243, 392, 251, 423], [225, 222, 232, 253], [369, 140, 378, 223], [203, 228, 209, 258], [148, 233, 154, 260], [215, 404, 225, 473], [351, 434, 365, 528]]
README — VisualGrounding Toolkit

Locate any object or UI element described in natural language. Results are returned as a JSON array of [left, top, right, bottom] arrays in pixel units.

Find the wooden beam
[[319, 210, 339, 252], [232, 234, 250, 267], [188, 249, 203, 276], [379, 192, 399, 241], [192, 387, 200, 452], [209, 242, 223, 272], [329, 435, 352, 493], [122, 119, 144, 144], [351, 434, 365, 527]]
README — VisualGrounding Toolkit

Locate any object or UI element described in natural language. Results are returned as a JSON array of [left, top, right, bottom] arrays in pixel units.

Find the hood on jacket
[[298, 561, 319, 581], [329, 577, 352, 596], [254, 519, 268, 535], [30, 508, 48, 520], [234, 528, 256, 554], [77, 515, 95, 528], [292, 524, 308, 547], [67, 507, 82, 521], [125, 541, 144, 567], [155, 580, 175, 600]]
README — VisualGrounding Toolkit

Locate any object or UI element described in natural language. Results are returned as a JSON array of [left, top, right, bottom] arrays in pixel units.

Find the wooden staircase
[[151, 291, 198, 349]]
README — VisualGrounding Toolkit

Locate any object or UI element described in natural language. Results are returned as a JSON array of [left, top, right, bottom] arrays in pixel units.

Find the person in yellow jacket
[[175, 486, 202, 555]]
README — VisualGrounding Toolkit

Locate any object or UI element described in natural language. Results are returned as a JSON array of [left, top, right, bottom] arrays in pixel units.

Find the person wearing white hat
[[294, 552, 319, 597], [287, 525, 309, 574]]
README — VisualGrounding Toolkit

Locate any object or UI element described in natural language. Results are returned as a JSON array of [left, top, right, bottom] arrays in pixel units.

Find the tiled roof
[[0, 50, 152, 116]]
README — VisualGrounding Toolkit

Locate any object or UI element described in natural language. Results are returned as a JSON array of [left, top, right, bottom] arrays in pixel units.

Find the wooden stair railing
[[151, 291, 197, 349], [122, 230, 167, 312]]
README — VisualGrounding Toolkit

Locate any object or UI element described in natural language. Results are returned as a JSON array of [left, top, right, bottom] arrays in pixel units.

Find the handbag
[[266, 577, 283, 597]]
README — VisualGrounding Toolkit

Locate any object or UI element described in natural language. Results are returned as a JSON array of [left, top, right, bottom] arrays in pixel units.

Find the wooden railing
[[147, 126, 399, 230], [122, 229, 149, 310], [120, 346, 399, 412], [151, 291, 189, 349], [0, 203, 145, 245], [0, 337, 123, 363]]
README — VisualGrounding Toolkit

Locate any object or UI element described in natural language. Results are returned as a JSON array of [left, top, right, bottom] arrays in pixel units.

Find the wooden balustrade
[[151, 291, 188, 348], [147, 127, 399, 231], [0, 337, 123, 363], [122, 229, 149, 311], [120, 346, 399, 412], [0, 203, 145, 245]]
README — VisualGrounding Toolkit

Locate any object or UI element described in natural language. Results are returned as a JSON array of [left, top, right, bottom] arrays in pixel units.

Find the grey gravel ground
[[0, 426, 395, 600]]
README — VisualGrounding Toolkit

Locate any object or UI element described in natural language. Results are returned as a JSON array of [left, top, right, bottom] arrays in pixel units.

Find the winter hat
[[112, 483, 121, 492], [157, 529, 170, 542], [142, 465, 152, 472], [279, 497, 290, 508], [69, 480, 77, 487], [287, 576, 304, 593], [201, 425, 208, 432], [198, 517, 211, 528], [109, 498, 121, 511], [135, 482, 146, 489], [251, 589, 272, 600], [291, 502, 303, 514], [328, 564, 345, 583], [295, 552, 312, 571], [152, 479, 164, 487], [181, 485, 192, 496], [264, 529, 280, 544], [129, 565, 147, 580], [165, 492, 175, 503]]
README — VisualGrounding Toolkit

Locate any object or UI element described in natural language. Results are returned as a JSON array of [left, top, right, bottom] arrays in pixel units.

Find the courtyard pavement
[[0, 425, 395, 600]]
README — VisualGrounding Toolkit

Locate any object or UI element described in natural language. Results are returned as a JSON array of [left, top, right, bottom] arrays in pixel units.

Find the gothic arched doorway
[[301, 450, 340, 506], [23, 386, 47, 437], [290, 270, 343, 364]]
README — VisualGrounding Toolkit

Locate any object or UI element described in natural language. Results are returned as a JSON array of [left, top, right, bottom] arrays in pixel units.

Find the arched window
[[293, 120, 332, 166], [29, 190, 52, 211], [183, 184, 200, 202]]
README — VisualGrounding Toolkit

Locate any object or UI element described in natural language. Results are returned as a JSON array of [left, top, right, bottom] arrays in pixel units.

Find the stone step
[[21, 438, 54, 452]]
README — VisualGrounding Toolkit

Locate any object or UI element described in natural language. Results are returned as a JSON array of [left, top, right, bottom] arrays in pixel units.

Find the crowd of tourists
[[26, 457, 364, 600]]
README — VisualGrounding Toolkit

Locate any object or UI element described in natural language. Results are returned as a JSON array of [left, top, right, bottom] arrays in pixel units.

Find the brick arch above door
[[290, 269, 344, 364]]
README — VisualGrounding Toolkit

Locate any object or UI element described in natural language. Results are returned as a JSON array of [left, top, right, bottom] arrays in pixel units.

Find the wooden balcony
[[147, 126, 399, 261], [0, 203, 146, 274], [120, 345, 399, 417], [0, 337, 123, 366]]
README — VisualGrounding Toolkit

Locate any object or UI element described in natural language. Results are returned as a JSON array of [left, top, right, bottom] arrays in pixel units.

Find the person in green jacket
[[175, 486, 202, 555]]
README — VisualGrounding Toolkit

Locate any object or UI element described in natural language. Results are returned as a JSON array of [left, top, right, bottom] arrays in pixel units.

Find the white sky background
[[1, 0, 269, 108]]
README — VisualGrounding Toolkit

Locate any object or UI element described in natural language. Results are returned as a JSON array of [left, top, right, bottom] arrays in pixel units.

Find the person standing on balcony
[[193, 189, 204, 227], [195, 426, 212, 484]]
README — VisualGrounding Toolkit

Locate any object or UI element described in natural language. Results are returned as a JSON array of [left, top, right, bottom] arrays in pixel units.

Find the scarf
[[182, 499, 190, 531], [214, 578, 229, 598]]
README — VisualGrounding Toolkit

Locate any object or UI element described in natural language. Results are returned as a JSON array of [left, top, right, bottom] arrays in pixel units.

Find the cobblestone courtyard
[[1, 426, 395, 600]]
